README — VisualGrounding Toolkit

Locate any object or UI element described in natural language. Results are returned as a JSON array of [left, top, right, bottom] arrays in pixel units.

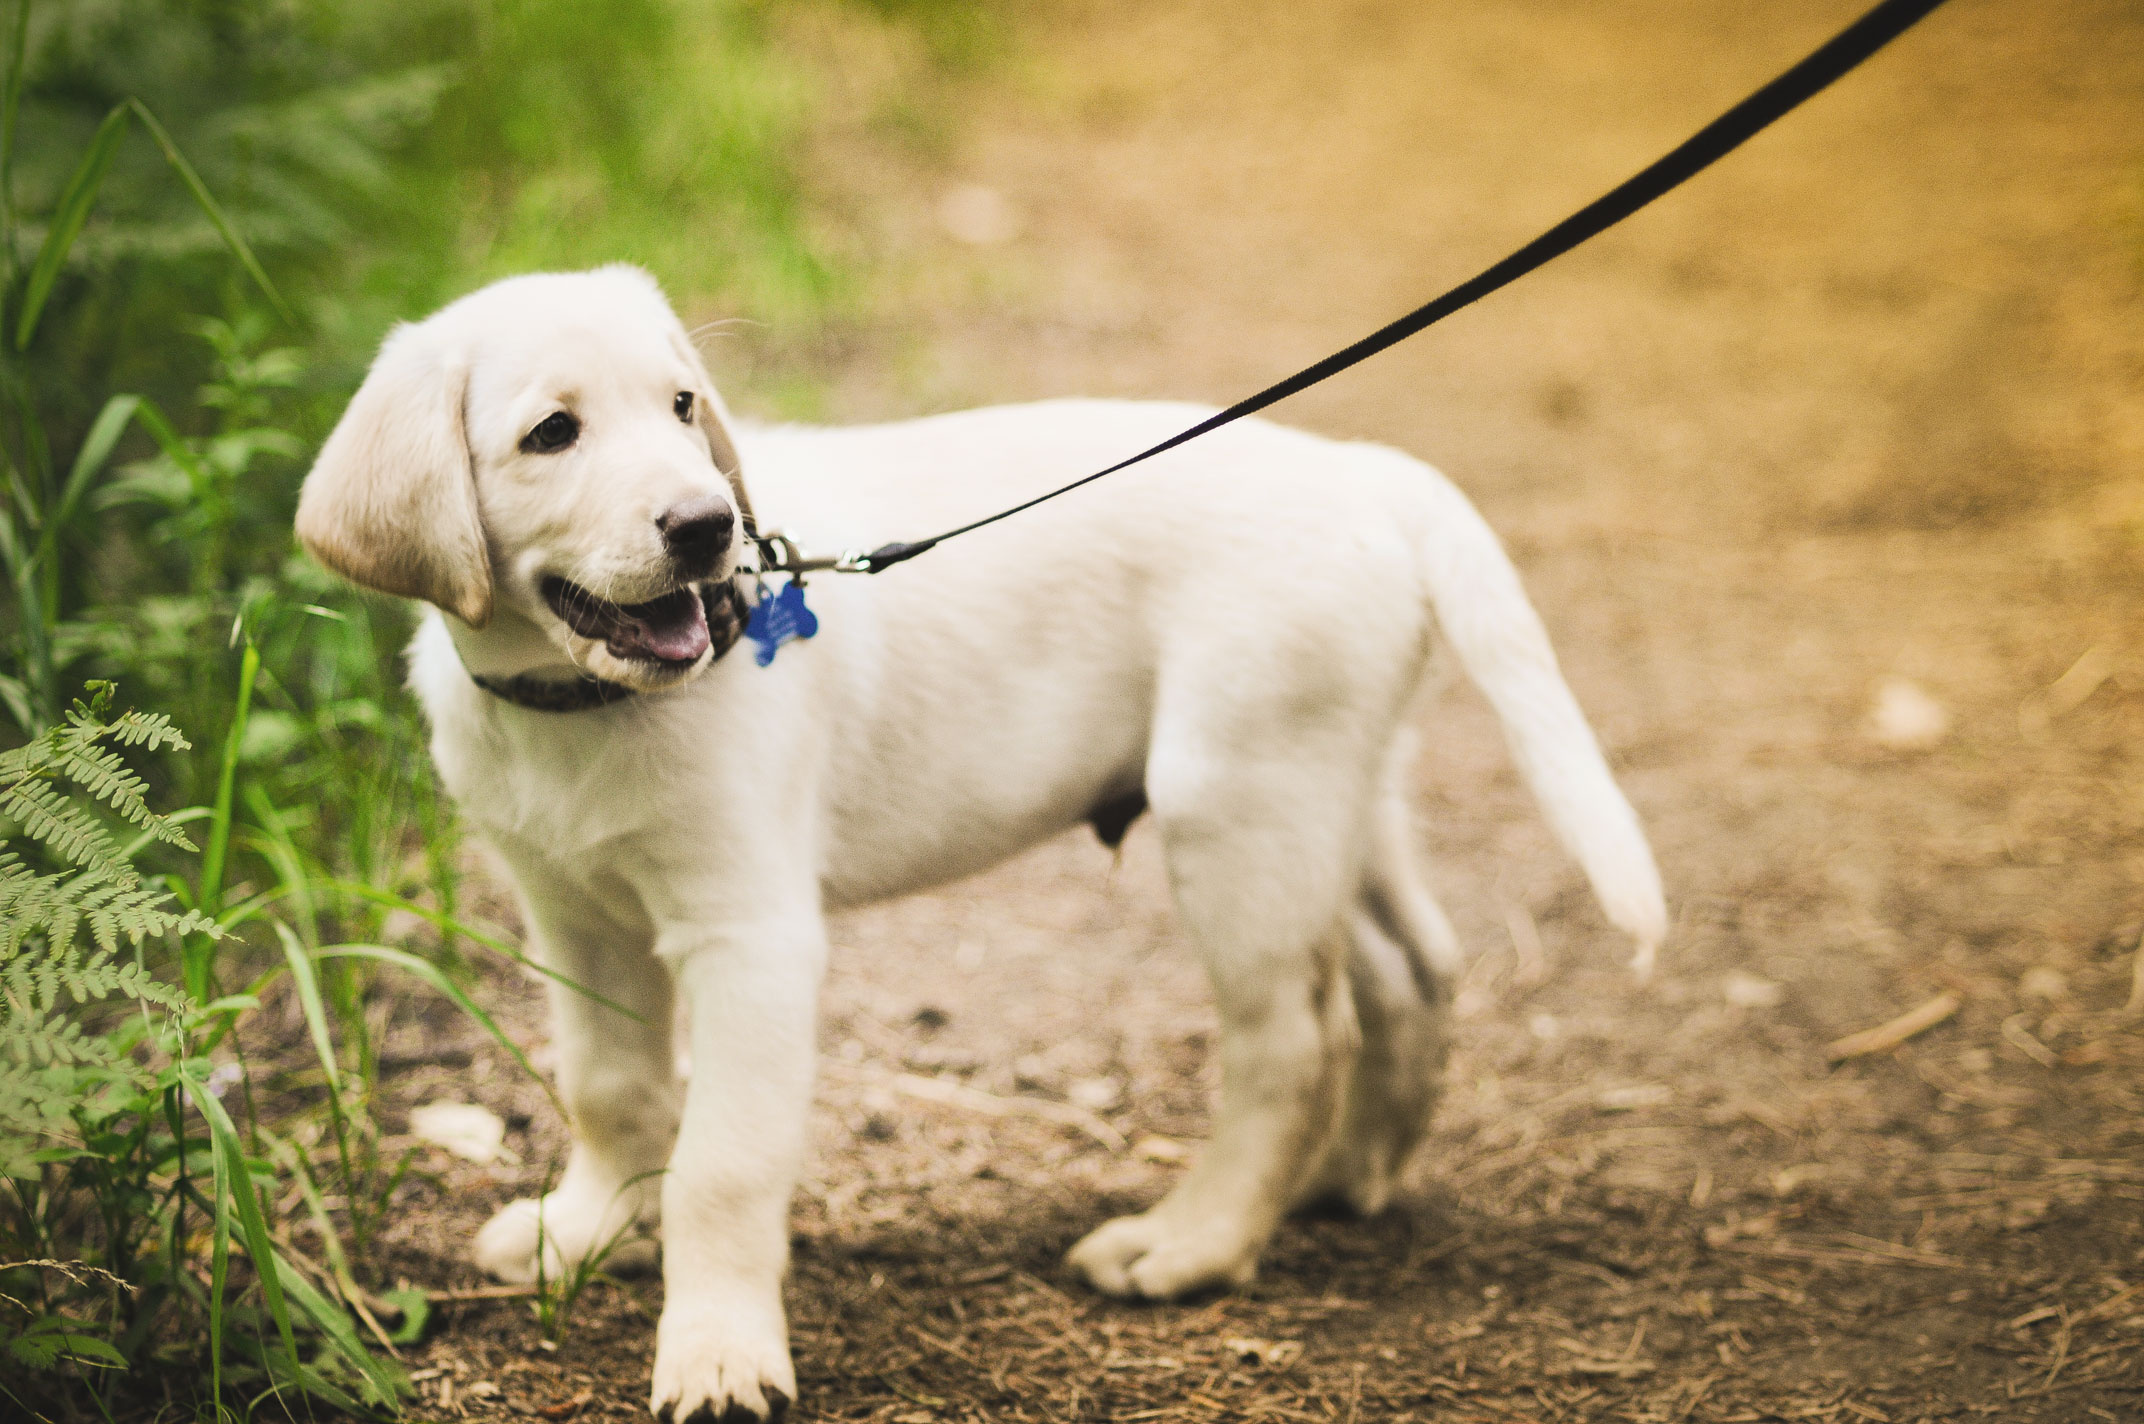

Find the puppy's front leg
[[649, 913, 824, 1424], [474, 840, 675, 1286]]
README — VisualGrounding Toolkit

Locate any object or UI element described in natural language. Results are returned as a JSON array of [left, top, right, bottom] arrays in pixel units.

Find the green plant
[[0, 16, 440, 1407], [0, 683, 408, 1419], [0, 670, 616, 1421], [0, 0, 970, 1412], [529, 1167, 664, 1344], [0, 674, 573, 1421], [0, 1, 291, 737], [0, 683, 203, 1181]]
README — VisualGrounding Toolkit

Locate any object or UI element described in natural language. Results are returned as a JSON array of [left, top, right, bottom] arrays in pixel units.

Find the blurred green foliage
[[24, 0, 840, 398], [0, 1, 937, 1416]]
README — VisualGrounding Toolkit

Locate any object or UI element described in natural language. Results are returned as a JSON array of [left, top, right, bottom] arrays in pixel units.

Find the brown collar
[[469, 579, 750, 713]]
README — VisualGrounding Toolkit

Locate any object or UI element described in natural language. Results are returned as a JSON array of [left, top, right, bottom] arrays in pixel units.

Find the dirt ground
[[370, 1, 2144, 1420]]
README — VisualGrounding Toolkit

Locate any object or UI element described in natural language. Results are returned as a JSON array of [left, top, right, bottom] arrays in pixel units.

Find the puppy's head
[[296, 266, 753, 691]]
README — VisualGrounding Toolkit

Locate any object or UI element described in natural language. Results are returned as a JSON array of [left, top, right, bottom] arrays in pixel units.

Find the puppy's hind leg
[[1068, 762, 1363, 1300], [1293, 756, 1462, 1217]]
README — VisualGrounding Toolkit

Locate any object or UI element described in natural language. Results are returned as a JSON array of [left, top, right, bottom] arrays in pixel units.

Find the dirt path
[[384, 2, 2144, 1419]]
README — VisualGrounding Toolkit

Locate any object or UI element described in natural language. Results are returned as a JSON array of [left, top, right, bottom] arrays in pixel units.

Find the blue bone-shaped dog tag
[[745, 578, 819, 666]]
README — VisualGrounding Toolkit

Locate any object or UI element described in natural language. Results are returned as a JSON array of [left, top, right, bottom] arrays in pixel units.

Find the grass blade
[[271, 922, 338, 1093], [0, 497, 19, 574], [198, 1073, 231, 1414], [33, 391, 141, 623], [266, 1137, 400, 1357], [323, 877, 645, 1023], [2, 451, 35, 531], [126, 395, 210, 499], [268, 1251, 406, 1405], [125, 99, 293, 326], [188, 640, 258, 1000], [242, 782, 319, 948], [317, 943, 559, 1109], [14, 103, 129, 350], [51, 393, 139, 531], [1, 0, 32, 307], [179, 1069, 302, 1399], [0, 668, 32, 737]]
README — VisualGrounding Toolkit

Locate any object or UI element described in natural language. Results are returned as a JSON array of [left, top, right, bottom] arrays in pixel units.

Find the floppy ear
[[677, 338, 758, 537], [695, 391, 757, 538], [296, 325, 494, 627]]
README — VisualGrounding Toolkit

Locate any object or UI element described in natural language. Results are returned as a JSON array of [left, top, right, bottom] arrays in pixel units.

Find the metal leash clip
[[750, 531, 872, 578]]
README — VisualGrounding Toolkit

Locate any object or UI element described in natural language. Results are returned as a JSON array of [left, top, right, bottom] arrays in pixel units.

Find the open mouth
[[541, 575, 715, 666]]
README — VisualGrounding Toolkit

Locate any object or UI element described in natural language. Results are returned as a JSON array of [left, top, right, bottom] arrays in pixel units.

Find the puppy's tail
[[1406, 465, 1668, 976]]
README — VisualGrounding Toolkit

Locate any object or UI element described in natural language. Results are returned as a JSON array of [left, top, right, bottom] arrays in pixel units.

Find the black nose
[[656, 496, 735, 573]]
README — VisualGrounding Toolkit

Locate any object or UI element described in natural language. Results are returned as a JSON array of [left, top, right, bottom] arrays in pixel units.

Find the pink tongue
[[617, 591, 711, 663]]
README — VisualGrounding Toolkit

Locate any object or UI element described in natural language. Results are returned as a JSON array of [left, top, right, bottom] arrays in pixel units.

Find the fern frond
[[3, 864, 214, 957], [2, 779, 124, 870], [0, 691, 203, 1163], [50, 741, 160, 830], [103, 710, 190, 755], [0, 738, 57, 785]]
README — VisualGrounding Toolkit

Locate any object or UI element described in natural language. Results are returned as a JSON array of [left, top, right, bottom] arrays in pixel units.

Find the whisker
[[689, 317, 762, 345]]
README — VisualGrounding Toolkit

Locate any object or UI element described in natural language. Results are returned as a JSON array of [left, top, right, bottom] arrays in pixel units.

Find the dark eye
[[522, 411, 579, 453], [674, 391, 695, 423]]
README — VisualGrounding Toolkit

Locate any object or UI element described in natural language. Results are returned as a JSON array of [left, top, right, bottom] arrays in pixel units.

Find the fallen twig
[[1501, 896, 1548, 985], [888, 1070, 1127, 1150], [1826, 992, 1961, 1062], [537, 1387, 594, 1420], [2001, 1014, 2059, 1069], [430, 1283, 541, 1301], [1714, 1235, 1980, 1272], [2082, 1280, 2144, 1322]]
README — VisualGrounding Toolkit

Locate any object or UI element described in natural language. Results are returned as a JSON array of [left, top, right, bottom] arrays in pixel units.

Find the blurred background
[[4, 0, 2141, 1419]]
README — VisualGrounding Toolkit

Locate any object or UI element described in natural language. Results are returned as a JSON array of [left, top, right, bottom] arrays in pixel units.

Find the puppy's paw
[[649, 1300, 794, 1423], [1066, 1210, 1260, 1300], [472, 1198, 551, 1284], [472, 1194, 658, 1285]]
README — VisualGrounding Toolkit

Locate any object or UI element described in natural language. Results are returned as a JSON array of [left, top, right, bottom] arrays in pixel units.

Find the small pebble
[[1724, 971, 1785, 1009], [2019, 965, 2067, 1000], [1868, 676, 1951, 750]]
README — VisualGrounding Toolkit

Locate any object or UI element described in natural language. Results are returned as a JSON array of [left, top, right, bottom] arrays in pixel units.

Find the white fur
[[302, 269, 1666, 1421]]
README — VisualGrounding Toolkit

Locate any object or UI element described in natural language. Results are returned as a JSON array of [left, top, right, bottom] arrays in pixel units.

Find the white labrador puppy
[[297, 266, 1665, 1421]]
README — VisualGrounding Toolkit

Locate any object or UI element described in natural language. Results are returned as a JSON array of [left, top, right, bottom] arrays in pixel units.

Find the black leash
[[797, 0, 1951, 576]]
